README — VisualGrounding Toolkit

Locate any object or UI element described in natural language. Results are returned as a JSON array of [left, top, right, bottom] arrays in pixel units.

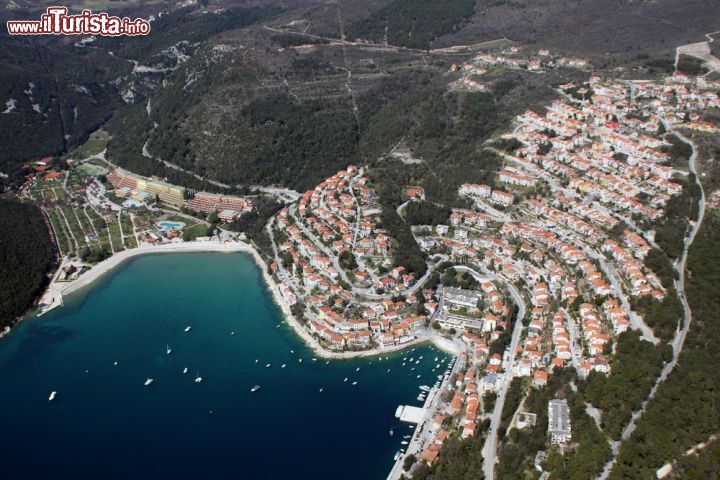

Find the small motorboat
[[184, 326, 192, 332], [401, 441, 409, 445], [281, 364, 287, 368], [352, 381, 358, 385], [183, 367, 188, 374], [389, 429, 394, 436], [251, 385, 261, 392], [144, 378, 154, 386], [48, 391, 57, 401], [319, 388, 324, 393], [265, 363, 271, 368], [194, 372, 203, 383], [393, 451, 401, 461], [166, 344, 172, 355]]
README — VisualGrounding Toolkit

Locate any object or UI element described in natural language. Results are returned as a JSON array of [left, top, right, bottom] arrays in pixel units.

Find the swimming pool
[[157, 220, 185, 231]]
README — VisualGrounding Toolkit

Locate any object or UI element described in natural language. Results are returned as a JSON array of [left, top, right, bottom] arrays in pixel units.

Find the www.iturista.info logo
[[7, 6, 151, 36]]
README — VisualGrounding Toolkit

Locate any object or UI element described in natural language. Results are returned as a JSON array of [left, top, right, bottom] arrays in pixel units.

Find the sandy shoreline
[[30, 240, 460, 360]]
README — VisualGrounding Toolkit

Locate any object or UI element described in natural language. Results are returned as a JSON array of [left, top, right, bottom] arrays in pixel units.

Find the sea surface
[[0, 252, 451, 479]]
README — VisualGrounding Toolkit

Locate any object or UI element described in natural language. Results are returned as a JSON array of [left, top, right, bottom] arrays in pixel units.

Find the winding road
[[597, 122, 705, 480]]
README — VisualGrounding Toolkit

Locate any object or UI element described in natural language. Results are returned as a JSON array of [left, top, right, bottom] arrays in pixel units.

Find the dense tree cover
[[581, 331, 671, 440], [227, 197, 284, 257], [631, 248, 683, 341], [498, 378, 524, 441], [345, 0, 475, 49], [651, 174, 701, 258], [676, 55, 708, 76], [0, 35, 127, 182], [442, 268, 478, 290], [380, 205, 428, 277], [609, 211, 720, 478], [105, 104, 247, 194], [271, 35, 329, 48], [410, 434, 485, 480], [0, 198, 55, 328], [633, 293, 683, 343], [670, 439, 720, 479], [403, 201, 451, 226]]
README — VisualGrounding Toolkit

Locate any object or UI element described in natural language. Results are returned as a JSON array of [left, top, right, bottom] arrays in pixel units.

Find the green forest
[[346, 0, 475, 49], [0, 198, 55, 328]]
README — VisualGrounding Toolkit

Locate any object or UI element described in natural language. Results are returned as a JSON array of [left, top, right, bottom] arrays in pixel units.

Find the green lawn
[[108, 219, 124, 252], [60, 206, 87, 249], [66, 129, 111, 160], [76, 164, 101, 176], [85, 207, 113, 250], [182, 223, 209, 240], [47, 208, 72, 256], [123, 235, 138, 249]]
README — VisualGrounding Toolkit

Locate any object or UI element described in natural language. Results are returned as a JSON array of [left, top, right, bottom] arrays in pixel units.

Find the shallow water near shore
[[0, 252, 450, 479]]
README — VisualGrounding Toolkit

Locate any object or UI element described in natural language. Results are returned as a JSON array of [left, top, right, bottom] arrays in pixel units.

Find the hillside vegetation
[[345, 0, 475, 49], [0, 198, 55, 328]]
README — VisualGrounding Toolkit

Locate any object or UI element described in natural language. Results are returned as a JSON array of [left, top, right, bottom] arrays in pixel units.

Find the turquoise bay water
[[0, 253, 450, 479]]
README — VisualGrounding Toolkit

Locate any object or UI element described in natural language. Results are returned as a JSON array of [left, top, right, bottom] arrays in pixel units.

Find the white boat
[[319, 388, 323, 393], [48, 391, 57, 401], [144, 378, 154, 386], [255, 359, 259, 363], [417, 396, 425, 401], [312, 358, 317, 362], [299, 359, 303, 363], [389, 429, 394, 436], [343, 377, 348, 382], [281, 364, 287, 368], [387, 369, 391, 373], [194, 371, 203, 383], [403, 435, 411, 439], [251, 385, 261, 392], [231, 331, 235, 336], [184, 326, 192, 332], [419, 385, 431, 392], [356, 367, 360, 372], [183, 367, 188, 374], [166, 344, 172, 355], [419, 356, 423, 360], [401, 441, 409, 445], [352, 381, 358, 385], [416, 374, 421, 378], [393, 451, 401, 461], [265, 363, 271, 368], [113, 361, 118, 366], [434, 357, 438, 362]]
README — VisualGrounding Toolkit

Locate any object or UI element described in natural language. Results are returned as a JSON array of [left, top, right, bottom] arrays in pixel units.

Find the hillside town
[[262, 67, 717, 477]]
